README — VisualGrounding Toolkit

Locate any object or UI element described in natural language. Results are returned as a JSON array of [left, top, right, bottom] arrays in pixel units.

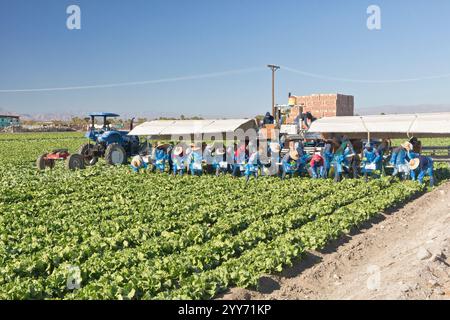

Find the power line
[[0, 67, 264, 93], [281, 65, 450, 84]]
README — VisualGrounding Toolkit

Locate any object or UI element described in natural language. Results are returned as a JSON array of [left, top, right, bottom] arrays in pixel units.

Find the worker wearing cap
[[409, 154, 434, 187], [130, 155, 148, 173], [281, 150, 299, 179], [244, 146, 259, 183], [152, 142, 168, 173], [361, 142, 381, 181], [391, 141, 413, 179], [172, 145, 187, 176], [309, 153, 325, 179]]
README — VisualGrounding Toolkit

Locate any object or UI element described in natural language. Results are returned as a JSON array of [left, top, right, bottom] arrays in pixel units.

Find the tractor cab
[[79, 112, 141, 166]]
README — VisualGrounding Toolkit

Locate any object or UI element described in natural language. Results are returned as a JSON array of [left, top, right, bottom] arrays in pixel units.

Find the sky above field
[[1, 0, 450, 118]]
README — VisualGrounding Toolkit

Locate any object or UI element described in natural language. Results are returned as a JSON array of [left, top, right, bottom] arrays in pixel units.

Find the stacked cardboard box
[[286, 93, 354, 123]]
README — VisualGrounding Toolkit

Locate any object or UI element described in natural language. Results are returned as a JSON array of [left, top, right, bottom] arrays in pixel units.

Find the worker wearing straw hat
[[408, 154, 435, 187], [189, 143, 203, 176], [130, 155, 148, 173], [212, 147, 227, 176], [281, 149, 299, 179], [172, 145, 187, 176], [391, 141, 413, 179]]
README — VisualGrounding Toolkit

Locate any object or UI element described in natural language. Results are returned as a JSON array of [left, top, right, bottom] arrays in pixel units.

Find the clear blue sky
[[1, 0, 450, 117]]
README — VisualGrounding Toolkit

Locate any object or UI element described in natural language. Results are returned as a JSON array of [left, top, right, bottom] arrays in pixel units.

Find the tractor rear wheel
[[36, 154, 55, 170], [66, 154, 85, 170], [105, 143, 127, 165], [78, 143, 98, 166]]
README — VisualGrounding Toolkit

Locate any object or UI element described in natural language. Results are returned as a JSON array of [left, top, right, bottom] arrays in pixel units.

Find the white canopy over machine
[[308, 112, 450, 139], [128, 118, 258, 139]]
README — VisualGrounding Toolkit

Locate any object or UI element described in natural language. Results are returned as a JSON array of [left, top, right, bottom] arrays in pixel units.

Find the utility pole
[[267, 65, 280, 125]]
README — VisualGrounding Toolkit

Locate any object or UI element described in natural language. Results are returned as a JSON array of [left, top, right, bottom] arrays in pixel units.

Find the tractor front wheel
[[78, 143, 98, 166], [66, 154, 85, 170], [105, 143, 127, 166]]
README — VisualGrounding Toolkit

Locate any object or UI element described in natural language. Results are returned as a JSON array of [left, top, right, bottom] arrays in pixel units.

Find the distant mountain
[[357, 104, 450, 115]]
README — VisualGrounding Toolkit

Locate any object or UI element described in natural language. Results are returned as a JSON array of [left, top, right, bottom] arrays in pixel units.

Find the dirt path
[[220, 182, 450, 300]]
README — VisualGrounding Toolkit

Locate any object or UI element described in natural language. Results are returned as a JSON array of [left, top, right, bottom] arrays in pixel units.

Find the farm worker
[[244, 146, 259, 183], [281, 150, 299, 179], [225, 145, 234, 173], [130, 155, 147, 173], [166, 143, 174, 175], [260, 142, 281, 177], [408, 154, 435, 187], [361, 142, 381, 181], [152, 143, 167, 173], [232, 143, 247, 178], [212, 147, 227, 176], [376, 139, 391, 174], [343, 138, 358, 179], [321, 140, 334, 178], [203, 144, 214, 174], [189, 143, 203, 176], [172, 146, 187, 176], [309, 153, 325, 179], [332, 139, 348, 182], [391, 141, 413, 180], [409, 136, 423, 154], [263, 112, 274, 125]]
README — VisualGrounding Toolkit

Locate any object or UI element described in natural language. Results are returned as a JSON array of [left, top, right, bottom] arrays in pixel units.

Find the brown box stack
[[287, 93, 354, 121]]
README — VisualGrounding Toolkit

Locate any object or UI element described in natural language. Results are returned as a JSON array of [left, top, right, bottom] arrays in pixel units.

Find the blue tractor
[[78, 113, 142, 166]]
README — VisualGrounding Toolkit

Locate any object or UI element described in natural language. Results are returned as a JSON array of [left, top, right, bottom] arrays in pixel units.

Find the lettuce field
[[0, 133, 449, 299]]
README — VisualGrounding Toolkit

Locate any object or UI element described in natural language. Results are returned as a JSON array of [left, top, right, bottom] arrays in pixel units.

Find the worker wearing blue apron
[[361, 142, 381, 181], [130, 155, 148, 173], [408, 153, 434, 187], [189, 144, 203, 176], [322, 141, 334, 178], [212, 147, 227, 176], [244, 149, 259, 183], [172, 146, 187, 176], [281, 150, 299, 179], [152, 144, 167, 173], [391, 141, 412, 180]]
